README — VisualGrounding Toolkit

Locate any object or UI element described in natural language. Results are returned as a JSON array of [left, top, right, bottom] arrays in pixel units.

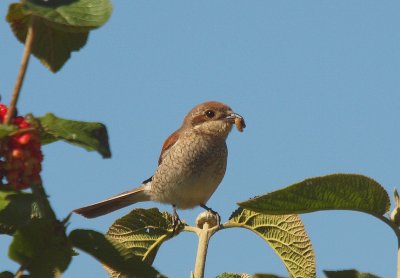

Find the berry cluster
[[0, 104, 43, 190]]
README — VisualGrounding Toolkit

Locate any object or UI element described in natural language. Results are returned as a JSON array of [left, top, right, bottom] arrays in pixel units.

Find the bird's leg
[[171, 204, 181, 232], [200, 204, 221, 227]]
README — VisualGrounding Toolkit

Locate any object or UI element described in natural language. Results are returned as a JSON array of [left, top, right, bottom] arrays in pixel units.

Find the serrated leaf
[[0, 191, 36, 235], [323, 269, 380, 278], [37, 113, 111, 158], [238, 174, 390, 216], [0, 125, 18, 139], [228, 208, 315, 278], [69, 229, 161, 278], [9, 219, 73, 278], [107, 208, 180, 266]]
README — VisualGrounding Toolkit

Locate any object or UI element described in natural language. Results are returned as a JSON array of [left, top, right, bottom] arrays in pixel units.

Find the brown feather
[[73, 185, 150, 218], [158, 130, 180, 165], [191, 114, 208, 126]]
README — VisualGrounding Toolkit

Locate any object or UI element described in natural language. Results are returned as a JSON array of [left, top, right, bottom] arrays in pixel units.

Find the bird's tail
[[73, 185, 151, 218]]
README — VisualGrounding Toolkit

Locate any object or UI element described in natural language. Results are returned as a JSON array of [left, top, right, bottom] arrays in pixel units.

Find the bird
[[73, 101, 245, 228]]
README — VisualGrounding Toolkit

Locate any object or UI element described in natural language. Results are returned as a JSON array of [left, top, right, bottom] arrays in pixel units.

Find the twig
[[4, 17, 36, 124], [14, 265, 25, 278]]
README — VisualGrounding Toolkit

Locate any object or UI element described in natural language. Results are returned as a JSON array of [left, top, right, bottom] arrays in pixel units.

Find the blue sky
[[1, 1, 399, 277]]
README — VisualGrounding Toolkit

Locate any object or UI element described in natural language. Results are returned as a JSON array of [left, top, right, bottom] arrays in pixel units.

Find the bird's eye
[[205, 110, 215, 118]]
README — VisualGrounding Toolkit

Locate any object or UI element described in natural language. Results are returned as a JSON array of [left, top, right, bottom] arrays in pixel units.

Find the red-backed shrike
[[73, 101, 245, 227]]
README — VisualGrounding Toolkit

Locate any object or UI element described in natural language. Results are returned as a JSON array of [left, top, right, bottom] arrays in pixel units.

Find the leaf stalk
[[14, 265, 25, 278], [371, 213, 400, 278], [5, 17, 35, 124]]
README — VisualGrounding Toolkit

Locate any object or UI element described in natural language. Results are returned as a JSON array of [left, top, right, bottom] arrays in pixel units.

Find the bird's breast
[[150, 133, 228, 209]]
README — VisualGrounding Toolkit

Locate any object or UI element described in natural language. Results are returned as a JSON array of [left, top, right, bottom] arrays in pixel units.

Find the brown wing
[[158, 130, 180, 165]]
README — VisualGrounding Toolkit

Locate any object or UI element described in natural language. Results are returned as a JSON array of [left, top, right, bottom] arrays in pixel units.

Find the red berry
[[12, 116, 24, 126], [18, 121, 30, 129], [0, 104, 8, 120], [0, 103, 43, 190], [17, 133, 31, 145], [11, 149, 23, 159]]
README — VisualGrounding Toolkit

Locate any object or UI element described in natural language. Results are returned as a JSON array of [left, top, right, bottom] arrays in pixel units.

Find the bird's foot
[[200, 204, 221, 227], [171, 205, 182, 233]]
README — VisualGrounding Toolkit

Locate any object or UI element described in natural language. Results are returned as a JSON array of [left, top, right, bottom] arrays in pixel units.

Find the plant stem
[[4, 17, 35, 124], [193, 221, 210, 278], [398, 241, 400, 278], [14, 265, 25, 278], [186, 211, 220, 278]]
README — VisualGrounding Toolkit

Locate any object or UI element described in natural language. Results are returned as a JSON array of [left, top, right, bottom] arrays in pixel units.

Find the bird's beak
[[226, 112, 246, 132], [226, 112, 243, 121]]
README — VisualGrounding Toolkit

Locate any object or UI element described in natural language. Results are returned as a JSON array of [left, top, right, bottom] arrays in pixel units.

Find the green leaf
[[324, 269, 380, 278], [227, 208, 315, 278], [24, 0, 112, 32], [0, 191, 36, 235], [238, 174, 390, 216], [7, 3, 89, 72], [37, 113, 111, 158], [0, 125, 18, 139], [6, 0, 112, 72], [69, 229, 161, 278], [9, 219, 73, 278], [106, 208, 180, 267]]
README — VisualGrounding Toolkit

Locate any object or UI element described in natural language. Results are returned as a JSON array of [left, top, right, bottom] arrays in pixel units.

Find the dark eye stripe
[[191, 115, 207, 126]]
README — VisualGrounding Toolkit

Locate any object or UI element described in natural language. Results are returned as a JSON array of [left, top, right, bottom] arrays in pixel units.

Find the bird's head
[[182, 101, 246, 137]]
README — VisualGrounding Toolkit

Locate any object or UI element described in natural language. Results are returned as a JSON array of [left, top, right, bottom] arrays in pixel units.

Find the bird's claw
[[172, 213, 181, 232], [171, 205, 183, 234]]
